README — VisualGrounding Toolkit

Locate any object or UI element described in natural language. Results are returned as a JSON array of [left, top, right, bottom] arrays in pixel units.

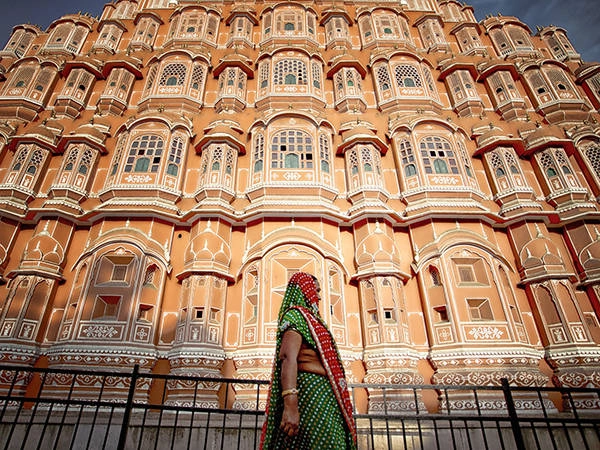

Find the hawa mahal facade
[[0, 0, 600, 408]]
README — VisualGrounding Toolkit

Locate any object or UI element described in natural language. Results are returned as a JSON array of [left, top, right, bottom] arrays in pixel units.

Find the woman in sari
[[260, 272, 357, 449]]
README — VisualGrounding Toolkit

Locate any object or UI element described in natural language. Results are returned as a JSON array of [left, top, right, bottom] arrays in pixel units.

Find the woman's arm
[[279, 329, 302, 437]]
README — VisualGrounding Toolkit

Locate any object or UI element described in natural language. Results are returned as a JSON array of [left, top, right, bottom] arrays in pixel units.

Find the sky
[[0, 0, 598, 63]]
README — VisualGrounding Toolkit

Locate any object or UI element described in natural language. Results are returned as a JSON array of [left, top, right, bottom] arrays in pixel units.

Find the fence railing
[[0, 364, 598, 450]]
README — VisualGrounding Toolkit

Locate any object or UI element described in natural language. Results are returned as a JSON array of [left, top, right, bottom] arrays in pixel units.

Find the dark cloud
[[0, 1, 597, 62]]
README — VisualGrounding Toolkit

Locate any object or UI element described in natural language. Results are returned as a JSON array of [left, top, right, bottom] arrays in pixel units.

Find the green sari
[[260, 272, 357, 450]]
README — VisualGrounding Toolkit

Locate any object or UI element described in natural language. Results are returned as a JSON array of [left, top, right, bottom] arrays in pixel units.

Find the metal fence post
[[501, 377, 526, 450], [117, 364, 139, 450]]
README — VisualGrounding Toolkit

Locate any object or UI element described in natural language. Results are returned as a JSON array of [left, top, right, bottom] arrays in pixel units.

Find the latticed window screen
[[28, 150, 44, 174], [159, 63, 186, 86], [11, 67, 34, 89], [125, 135, 164, 173], [191, 65, 205, 90], [312, 62, 321, 88], [420, 136, 458, 175], [399, 139, 417, 177], [274, 59, 307, 85], [80, 149, 93, 175], [508, 28, 532, 48], [253, 134, 264, 172], [271, 130, 314, 169], [34, 68, 55, 92], [583, 144, 600, 178], [394, 65, 422, 88], [260, 62, 270, 88], [540, 150, 561, 179], [12, 148, 29, 171], [145, 66, 157, 91], [319, 134, 330, 173], [64, 148, 78, 171], [547, 68, 574, 93], [376, 66, 392, 90], [167, 137, 184, 176]]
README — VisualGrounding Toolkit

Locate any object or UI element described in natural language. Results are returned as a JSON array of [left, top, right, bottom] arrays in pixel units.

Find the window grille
[[394, 65, 422, 88], [159, 63, 186, 86], [125, 135, 165, 174], [274, 59, 307, 85], [271, 130, 313, 169], [420, 136, 458, 175]]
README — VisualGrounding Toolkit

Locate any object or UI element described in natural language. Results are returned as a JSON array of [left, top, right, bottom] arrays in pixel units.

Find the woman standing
[[260, 272, 357, 449]]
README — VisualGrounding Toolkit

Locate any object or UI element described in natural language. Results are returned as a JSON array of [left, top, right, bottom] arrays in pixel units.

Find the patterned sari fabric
[[260, 272, 357, 450]]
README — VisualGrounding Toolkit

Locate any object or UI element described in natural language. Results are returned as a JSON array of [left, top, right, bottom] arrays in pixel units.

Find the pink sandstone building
[[0, 0, 599, 409]]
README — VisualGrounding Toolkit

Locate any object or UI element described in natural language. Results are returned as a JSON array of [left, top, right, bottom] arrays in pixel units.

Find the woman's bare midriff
[[297, 343, 326, 376]]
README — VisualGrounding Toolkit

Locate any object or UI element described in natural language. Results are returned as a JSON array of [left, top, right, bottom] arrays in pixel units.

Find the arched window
[[420, 136, 458, 175], [167, 137, 184, 177], [394, 65, 422, 88], [319, 134, 331, 173], [274, 59, 307, 85], [159, 63, 186, 86], [125, 135, 164, 173], [271, 130, 313, 169], [253, 133, 265, 174]]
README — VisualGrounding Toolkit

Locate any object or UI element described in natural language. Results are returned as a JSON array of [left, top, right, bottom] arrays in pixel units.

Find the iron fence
[[0, 364, 598, 450]]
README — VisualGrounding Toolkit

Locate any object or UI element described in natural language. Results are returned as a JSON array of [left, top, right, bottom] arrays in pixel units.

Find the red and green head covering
[[260, 272, 357, 449]]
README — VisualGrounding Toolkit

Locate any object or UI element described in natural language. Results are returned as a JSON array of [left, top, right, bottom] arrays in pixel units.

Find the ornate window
[[523, 66, 582, 107], [485, 147, 528, 194], [198, 144, 236, 191], [141, 57, 208, 109], [130, 16, 160, 49], [417, 17, 448, 49], [257, 53, 325, 109], [536, 148, 581, 192], [252, 133, 265, 175], [446, 70, 479, 103], [420, 136, 458, 175], [319, 134, 331, 174], [0, 144, 49, 201], [230, 16, 253, 41], [93, 23, 124, 51], [454, 27, 484, 54], [167, 8, 220, 46], [373, 60, 439, 109], [99, 68, 135, 104], [489, 25, 533, 57], [399, 139, 419, 182], [487, 71, 522, 105], [582, 143, 600, 182], [324, 16, 350, 45], [274, 59, 307, 85], [125, 135, 164, 174], [1, 64, 58, 105], [333, 68, 364, 110], [167, 137, 184, 177], [2, 27, 37, 57], [346, 145, 384, 191], [112, 1, 137, 19], [543, 30, 579, 62], [218, 67, 247, 98], [358, 11, 412, 48], [43, 22, 88, 54], [51, 145, 96, 193], [104, 124, 189, 196], [57, 68, 95, 104], [60, 245, 163, 345], [271, 130, 313, 169]]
